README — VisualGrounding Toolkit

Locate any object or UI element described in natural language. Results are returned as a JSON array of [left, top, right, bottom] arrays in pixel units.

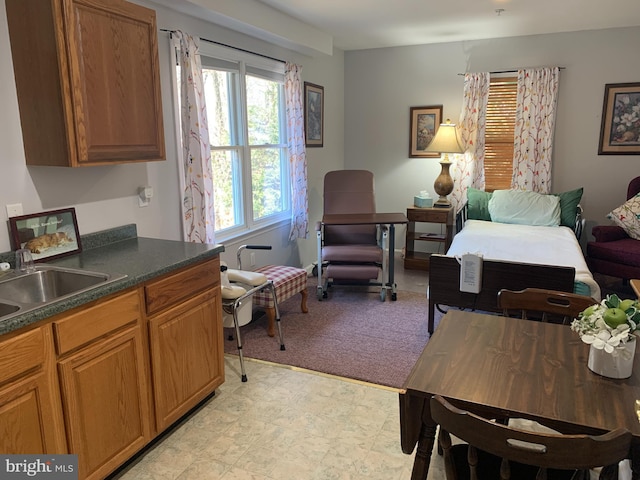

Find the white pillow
[[488, 190, 561, 226], [607, 194, 640, 240]]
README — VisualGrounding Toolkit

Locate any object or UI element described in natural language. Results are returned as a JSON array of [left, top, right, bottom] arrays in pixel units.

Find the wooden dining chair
[[431, 395, 632, 480], [497, 288, 597, 324]]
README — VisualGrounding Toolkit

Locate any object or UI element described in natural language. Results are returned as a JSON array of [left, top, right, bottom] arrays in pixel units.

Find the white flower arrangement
[[570, 294, 640, 354]]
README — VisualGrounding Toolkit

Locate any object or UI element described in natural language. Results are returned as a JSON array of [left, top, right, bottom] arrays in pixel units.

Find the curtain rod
[[457, 67, 565, 76], [161, 28, 286, 64]]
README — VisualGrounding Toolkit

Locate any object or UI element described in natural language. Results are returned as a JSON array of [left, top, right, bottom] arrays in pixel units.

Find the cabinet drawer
[[0, 328, 46, 384], [409, 208, 450, 223], [53, 291, 141, 356], [145, 257, 220, 316]]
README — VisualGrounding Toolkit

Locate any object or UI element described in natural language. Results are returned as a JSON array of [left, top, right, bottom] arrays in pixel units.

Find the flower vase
[[587, 336, 636, 379]]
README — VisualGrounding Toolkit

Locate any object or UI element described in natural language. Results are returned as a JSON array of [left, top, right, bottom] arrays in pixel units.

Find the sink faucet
[[15, 248, 35, 274]]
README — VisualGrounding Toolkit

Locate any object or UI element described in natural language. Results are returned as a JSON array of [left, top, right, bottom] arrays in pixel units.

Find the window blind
[[485, 76, 517, 191]]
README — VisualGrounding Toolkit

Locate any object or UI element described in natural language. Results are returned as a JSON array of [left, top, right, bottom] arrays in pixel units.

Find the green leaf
[[605, 294, 621, 308]]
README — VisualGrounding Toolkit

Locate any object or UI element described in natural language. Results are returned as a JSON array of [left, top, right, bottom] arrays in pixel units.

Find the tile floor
[[111, 358, 446, 480]]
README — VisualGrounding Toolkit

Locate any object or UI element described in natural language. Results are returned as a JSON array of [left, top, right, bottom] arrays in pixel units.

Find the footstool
[[253, 265, 308, 336]]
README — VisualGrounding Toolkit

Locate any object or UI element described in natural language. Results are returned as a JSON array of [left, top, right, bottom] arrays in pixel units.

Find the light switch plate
[[6, 203, 23, 217]]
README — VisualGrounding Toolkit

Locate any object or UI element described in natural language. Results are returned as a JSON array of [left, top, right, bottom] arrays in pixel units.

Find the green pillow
[[554, 187, 583, 229], [467, 187, 493, 221]]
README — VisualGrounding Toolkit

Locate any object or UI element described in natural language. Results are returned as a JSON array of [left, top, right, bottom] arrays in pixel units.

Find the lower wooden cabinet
[[0, 255, 223, 479], [0, 326, 66, 454], [55, 291, 151, 480], [148, 288, 224, 431]]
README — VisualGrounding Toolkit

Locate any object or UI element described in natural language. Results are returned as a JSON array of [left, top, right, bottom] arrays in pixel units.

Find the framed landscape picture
[[9, 208, 82, 262], [409, 105, 443, 157], [599, 82, 640, 155], [304, 82, 324, 147]]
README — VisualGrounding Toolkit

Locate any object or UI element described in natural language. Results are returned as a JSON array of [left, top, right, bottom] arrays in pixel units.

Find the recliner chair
[[587, 176, 640, 281], [315, 170, 388, 301]]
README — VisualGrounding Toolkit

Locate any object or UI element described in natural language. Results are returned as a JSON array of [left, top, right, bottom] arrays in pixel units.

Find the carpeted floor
[[223, 285, 430, 389]]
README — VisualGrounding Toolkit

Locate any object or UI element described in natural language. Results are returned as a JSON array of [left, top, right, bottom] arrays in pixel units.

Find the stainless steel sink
[[0, 265, 127, 322], [0, 301, 20, 317]]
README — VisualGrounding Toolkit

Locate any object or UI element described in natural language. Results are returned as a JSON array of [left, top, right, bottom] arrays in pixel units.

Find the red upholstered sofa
[[587, 176, 640, 281]]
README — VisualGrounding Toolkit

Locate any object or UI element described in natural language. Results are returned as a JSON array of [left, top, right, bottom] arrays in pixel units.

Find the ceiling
[[254, 0, 640, 51]]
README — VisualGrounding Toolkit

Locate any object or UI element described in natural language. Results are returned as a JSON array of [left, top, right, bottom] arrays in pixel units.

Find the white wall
[[0, 0, 345, 270], [345, 27, 640, 250]]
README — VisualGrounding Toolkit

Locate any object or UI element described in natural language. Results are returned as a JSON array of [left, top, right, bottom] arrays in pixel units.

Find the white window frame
[[170, 39, 290, 243]]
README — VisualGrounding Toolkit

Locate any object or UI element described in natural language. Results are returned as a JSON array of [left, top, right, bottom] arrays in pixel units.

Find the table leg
[[389, 224, 397, 300], [411, 419, 437, 480], [631, 442, 640, 480]]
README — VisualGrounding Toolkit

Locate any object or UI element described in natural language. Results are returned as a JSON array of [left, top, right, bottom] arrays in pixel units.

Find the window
[[484, 76, 517, 191], [176, 43, 290, 240]]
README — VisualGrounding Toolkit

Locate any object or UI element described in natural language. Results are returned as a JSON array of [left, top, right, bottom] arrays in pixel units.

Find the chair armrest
[[592, 225, 629, 242]]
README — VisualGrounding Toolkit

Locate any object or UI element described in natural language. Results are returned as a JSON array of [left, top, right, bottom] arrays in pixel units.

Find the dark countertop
[[0, 226, 224, 336]]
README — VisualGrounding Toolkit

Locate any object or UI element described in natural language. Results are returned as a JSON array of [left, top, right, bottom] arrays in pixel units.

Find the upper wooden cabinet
[[5, 0, 165, 166]]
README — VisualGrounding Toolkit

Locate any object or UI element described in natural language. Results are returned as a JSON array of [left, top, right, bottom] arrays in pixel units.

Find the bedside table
[[404, 206, 454, 271]]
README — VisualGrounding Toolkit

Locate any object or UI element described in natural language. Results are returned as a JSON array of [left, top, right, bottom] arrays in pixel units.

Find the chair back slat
[[497, 288, 597, 324]]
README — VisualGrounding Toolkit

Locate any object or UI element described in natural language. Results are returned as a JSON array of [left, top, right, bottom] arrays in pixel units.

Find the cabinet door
[[0, 328, 66, 454], [58, 326, 152, 480], [149, 289, 224, 432], [64, 0, 165, 164]]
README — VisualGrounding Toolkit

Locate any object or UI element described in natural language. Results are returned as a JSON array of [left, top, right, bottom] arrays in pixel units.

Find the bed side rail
[[427, 254, 576, 334], [455, 203, 468, 233]]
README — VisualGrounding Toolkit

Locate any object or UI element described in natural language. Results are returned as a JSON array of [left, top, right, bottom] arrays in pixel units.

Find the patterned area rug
[[223, 285, 430, 389]]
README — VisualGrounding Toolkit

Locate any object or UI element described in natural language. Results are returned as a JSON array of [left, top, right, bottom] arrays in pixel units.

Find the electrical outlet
[[250, 252, 256, 266], [6, 203, 23, 218]]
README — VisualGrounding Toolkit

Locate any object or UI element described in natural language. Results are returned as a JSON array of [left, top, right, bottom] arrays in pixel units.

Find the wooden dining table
[[399, 310, 640, 480]]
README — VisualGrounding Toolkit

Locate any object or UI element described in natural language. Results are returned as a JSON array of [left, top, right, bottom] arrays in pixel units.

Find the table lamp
[[424, 119, 464, 208]]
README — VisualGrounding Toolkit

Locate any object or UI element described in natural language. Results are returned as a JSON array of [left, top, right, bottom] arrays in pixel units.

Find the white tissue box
[[414, 196, 433, 208]]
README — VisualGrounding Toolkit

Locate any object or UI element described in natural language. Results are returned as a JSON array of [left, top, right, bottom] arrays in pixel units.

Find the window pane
[[251, 147, 284, 220], [246, 75, 281, 145], [203, 69, 235, 146], [212, 149, 243, 230]]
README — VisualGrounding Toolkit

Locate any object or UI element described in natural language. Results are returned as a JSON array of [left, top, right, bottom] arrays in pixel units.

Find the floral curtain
[[284, 63, 308, 240], [173, 31, 215, 244], [512, 67, 560, 193], [451, 72, 490, 212]]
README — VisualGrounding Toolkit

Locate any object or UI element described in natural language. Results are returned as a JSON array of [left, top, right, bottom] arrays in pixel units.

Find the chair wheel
[[380, 289, 386, 302], [392, 292, 397, 301]]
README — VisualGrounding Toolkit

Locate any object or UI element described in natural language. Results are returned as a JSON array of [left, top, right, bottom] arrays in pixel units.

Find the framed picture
[[9, 208, 82, 262], [599, 82, 640, 155], [409, 105, 443, 158], [304, 82, 324, 147]]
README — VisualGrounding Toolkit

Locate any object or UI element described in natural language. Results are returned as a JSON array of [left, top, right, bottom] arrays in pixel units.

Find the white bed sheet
[[446, 220, 601, 301]]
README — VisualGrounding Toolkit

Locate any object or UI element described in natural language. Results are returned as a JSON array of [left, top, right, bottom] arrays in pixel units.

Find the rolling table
[[319, 213, 408, 301]]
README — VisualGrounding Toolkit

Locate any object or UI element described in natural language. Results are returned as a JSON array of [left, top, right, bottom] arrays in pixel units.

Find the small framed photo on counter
[[9, 207, 82, 262]]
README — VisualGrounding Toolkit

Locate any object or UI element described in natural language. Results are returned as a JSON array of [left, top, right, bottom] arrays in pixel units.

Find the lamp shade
[[424, 121, 463, 154]]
